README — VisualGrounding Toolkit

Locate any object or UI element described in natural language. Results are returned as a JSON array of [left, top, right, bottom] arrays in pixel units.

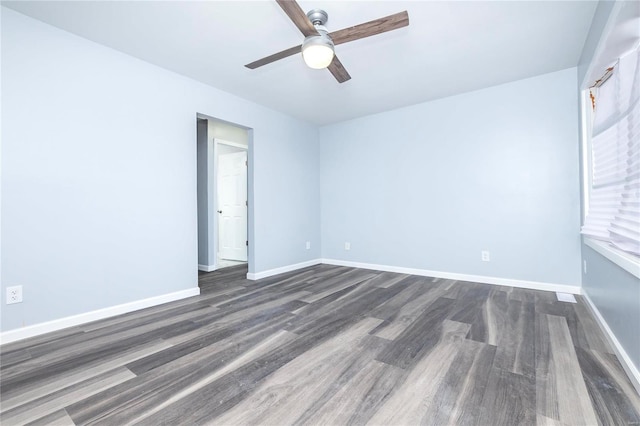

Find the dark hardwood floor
[[1, 264, 639, 425]]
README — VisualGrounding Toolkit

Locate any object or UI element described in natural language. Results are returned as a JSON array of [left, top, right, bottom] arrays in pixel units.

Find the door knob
[[217, 210, 223, 214]]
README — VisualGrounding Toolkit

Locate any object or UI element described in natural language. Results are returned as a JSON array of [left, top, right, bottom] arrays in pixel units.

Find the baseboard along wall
[[318, 258, 582, 294], [0, 287, 200, 345], [246, 259, 323, 280]]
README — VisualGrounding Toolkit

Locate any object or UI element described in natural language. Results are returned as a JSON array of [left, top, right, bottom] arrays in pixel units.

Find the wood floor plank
[[66, 311, 296, 423], [288, 335, 392, 425], [286, 284, 406, 336], [483, 288, 509, 347], [24, 409, 76, 426], [128, 308, 295, 375], [536, 313, 599, 425], [294, 359, 396, 426], [78, 296, 213, 333], [372, 281, 449, 341], [477, 366, 536, 425], [150, 317, 384, 425], [15, 303, 210, 362], [494, 298, 535, 377], [366, 320, 471, 425], [422, 338, 497, 425], [1, 323, 178, 391], [299, 358, 405, 426], [369, 276, 434, 321], [0, 339, 171, 410], [573, 296, 615, 353], [448, 283, 492, 342], [298, 270, 377, 303], [0, 367, 135, 425], [366, 271, 411, 288], [69, 337, 291, 423], [0, 327, 86, 357], [537, 297, 612, 354], [575, 346, 640, 425], [375, 297, 457, 369], [126, 329, 300, 425], [0, 348, 32, 370], [536, 414, 565, 426]]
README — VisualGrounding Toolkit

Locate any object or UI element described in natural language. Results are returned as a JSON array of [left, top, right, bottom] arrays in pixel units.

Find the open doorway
[[196, 115, 249, 273]]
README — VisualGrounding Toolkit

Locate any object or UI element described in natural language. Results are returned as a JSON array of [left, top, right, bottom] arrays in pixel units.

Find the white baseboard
[[582, 292, 640, 395], [0, 287, 200, 345], [320, 258, 582, 295], [247, 259, 322, 280], [198, 264, 216, 272]]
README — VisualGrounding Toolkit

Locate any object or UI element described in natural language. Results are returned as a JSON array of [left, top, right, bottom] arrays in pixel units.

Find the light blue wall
[[320, 68, 581, 286], [1, 8, 320, 332], [253, 123, 321, 270], [577, 0, 639, 378], [582, 246, 640, 367]]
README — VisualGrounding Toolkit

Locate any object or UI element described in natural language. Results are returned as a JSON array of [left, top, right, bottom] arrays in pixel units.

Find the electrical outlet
[[481, 251, 490, 262], [583, 260, 587, 274], [6, 286, 23, 304], [306, 241, 311, 250], [344, 242, 351, 251]]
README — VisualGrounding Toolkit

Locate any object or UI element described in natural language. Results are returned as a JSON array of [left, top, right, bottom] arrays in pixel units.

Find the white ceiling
[[3, 0, 599, 125]]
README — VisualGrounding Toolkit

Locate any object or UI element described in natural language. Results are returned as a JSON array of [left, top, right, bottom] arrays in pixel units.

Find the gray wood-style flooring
[[1, 264, 639, 425]]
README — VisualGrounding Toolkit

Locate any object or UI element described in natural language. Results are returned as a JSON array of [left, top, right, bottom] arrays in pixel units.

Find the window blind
[[582, 45, 640, 257]]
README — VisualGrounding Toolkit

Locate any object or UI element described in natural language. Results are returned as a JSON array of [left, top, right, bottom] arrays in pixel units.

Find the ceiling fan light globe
[[302, 35, 334, 69], [302, 45, 334, 69]]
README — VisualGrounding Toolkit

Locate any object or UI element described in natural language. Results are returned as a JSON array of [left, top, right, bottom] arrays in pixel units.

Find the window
[[581, 45, 640, 271]]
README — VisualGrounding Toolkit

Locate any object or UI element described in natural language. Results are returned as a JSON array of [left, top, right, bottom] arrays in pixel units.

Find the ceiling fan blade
[[329, 11, 409, 46], [275, 0, 317, 37], [245, 45, 301, 69], [327, 56, 351, 83]]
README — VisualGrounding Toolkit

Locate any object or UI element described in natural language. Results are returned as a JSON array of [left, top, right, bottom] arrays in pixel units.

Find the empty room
[[1, 0, 639, 425]]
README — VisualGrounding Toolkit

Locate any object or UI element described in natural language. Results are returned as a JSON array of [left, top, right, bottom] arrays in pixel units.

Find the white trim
[[207, 136, 219, 269], [247, 259, 322, 280], [215, 138, 248, 150], [581, 88, 592, 221], [584, 238, 640, 279], [320, 259, 582, 295], [582, 291, 640, 395], [198, 264, 216, 272], [0, 287, 200, 345]]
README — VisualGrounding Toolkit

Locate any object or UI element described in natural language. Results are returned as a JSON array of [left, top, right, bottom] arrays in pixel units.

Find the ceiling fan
[[245, 0, 409, 83]]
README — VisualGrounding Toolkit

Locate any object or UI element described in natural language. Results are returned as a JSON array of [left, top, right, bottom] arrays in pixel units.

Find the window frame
[[580, 85, 640, 278]]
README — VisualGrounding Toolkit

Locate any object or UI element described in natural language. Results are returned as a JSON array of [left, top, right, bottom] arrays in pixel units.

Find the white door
[[218, 151, 248, 261]]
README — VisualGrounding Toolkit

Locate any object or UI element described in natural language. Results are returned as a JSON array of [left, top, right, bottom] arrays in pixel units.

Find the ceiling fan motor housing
[[306, 9, 328, 26]]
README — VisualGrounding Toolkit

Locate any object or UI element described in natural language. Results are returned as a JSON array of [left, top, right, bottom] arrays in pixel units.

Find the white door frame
[[212, 138, 248, 268]]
